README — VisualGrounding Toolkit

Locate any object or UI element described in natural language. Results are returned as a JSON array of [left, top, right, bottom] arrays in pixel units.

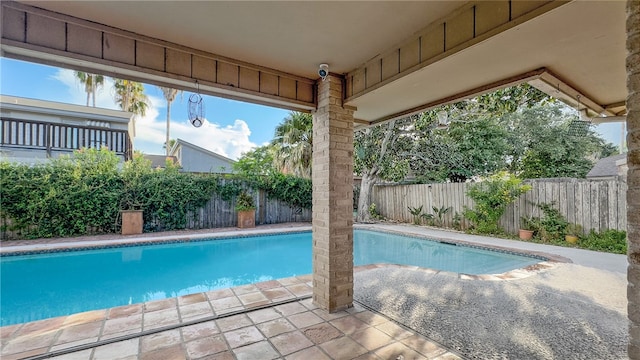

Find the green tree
[[353, 83, 550, 221], [159, 87, 182, 156], [474, 84, 552, 113], [354, 117, 414, 222], [408, 129, 460, 183], [271, 112, 313, 178], [505, 104, 612, 178], [75, 71, 105, 107], [408, 84, 552, 183], [163, 139, 177, 153], [233, 145, 276, 177], [445, 116, 511, 182], [599, 142, 620, 158], [113, 79, 149, 138], [233, 145, 312, 210]]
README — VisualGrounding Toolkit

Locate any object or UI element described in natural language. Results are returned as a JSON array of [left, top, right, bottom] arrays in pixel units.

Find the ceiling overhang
[[344, 0, 627, 126], [0, 0, 628, 129], [1, 1, 317, 113]]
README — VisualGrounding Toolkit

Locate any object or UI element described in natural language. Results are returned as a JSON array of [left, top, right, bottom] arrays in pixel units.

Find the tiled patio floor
[[1, 274, 462, 360]]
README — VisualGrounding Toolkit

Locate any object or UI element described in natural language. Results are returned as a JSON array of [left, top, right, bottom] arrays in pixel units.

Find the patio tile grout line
[[23, 295, 312, 360]]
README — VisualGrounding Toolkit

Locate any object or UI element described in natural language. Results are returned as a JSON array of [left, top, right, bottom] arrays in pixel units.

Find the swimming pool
[[0, 230, 542, 326]]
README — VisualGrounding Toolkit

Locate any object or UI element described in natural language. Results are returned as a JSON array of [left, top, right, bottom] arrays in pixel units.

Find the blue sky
[[0, 58, 290, 159], [0, 58, 625, 158]]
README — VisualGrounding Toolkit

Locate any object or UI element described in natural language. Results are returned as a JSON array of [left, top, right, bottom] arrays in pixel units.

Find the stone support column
[[312, 74, 355, 312], [627, 0, 640, 358]]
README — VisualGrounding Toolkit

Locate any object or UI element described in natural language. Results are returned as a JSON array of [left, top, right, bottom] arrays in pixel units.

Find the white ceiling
[[22, 1, 461, 79], [18, 0, 628, 123], [348, 0, 628, 122]]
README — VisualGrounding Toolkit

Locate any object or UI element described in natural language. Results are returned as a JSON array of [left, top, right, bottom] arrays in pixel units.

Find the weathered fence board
[[183, 188, 311, 229], [371, 179, 627, 234]]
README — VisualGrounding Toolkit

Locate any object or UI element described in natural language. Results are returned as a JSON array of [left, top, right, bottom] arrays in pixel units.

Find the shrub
[[519, 216, 537, 231], [580, 229, 627, 254], [464, 171, 531, 234], [1, 148, 313, 239], [368, 203, 383, 220], [259, 173, 311, 209], [535, 202, 569, 242], [452, 212, 464, 231], [1, 148, 123, 237]]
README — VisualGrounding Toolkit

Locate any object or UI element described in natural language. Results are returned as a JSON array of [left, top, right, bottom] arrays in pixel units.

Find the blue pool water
[[0, 230, 541, 326]]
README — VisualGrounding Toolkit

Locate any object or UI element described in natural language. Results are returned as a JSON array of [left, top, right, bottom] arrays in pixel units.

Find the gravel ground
[[354, 264, 628, 360]]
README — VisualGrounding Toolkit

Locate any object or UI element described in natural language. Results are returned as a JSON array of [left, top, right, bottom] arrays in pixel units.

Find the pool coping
[[0, 226, 313, 256]]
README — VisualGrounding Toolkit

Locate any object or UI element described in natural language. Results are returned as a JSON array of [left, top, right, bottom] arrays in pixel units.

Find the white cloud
[[51, 69, 118, 109], [53, 69, 256, 159], [184, 118, 256, 159]]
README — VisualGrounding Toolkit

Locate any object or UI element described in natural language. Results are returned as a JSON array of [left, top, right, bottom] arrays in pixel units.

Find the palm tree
[[75, 71, 104, 107], [159, 87, 181, 156], [271, 112, 313, 178], [113, 79, 149, 136], [113, 79, 149, 115], [163, 139, 177, 153]]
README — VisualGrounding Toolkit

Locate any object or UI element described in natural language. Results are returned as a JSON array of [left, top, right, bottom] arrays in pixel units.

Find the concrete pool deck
[[0, 223, 629, 359]]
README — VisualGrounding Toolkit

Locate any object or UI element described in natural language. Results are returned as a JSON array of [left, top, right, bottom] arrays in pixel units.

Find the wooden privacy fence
[[371, 178, 627, 235], [185, 189, 311, 229]]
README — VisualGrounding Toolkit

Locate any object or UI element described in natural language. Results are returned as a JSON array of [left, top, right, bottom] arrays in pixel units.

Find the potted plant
[[518, 216, 536, 240], [236, 191, 256, 228], [119, 154, 151, 235], [565, 223, 582, 244], [119, 177, 145, 235]]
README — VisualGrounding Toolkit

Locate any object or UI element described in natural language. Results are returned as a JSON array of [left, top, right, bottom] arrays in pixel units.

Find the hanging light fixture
[[568, 95, 592, 137], [188, 81, 205, 128]]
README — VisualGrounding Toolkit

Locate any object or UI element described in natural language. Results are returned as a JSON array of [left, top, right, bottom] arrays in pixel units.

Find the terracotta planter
[[518, 229, 534, 240], [121, 210, 143, 235], [565, 235, 579, 244], [237, 210, 256, 228]]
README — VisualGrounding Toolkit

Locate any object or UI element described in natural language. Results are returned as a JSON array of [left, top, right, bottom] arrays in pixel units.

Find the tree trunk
[[166, 100, 172, 156], [91, 76, 96, 107], [357, 171, 377, 222]]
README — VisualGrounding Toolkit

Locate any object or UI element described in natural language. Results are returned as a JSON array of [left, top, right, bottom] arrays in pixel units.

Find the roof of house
[[169, 139, 235, 164], [586, 153, 627, 178], [143, 155, 178, 168], [0, 95, 133, 123]]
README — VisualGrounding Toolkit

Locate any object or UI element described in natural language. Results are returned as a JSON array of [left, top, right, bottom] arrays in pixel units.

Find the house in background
[[586, 153, 628, 181], [142, 154, 178, 169], [168, 138, 234, 173], [0, 95, 134, 163]]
